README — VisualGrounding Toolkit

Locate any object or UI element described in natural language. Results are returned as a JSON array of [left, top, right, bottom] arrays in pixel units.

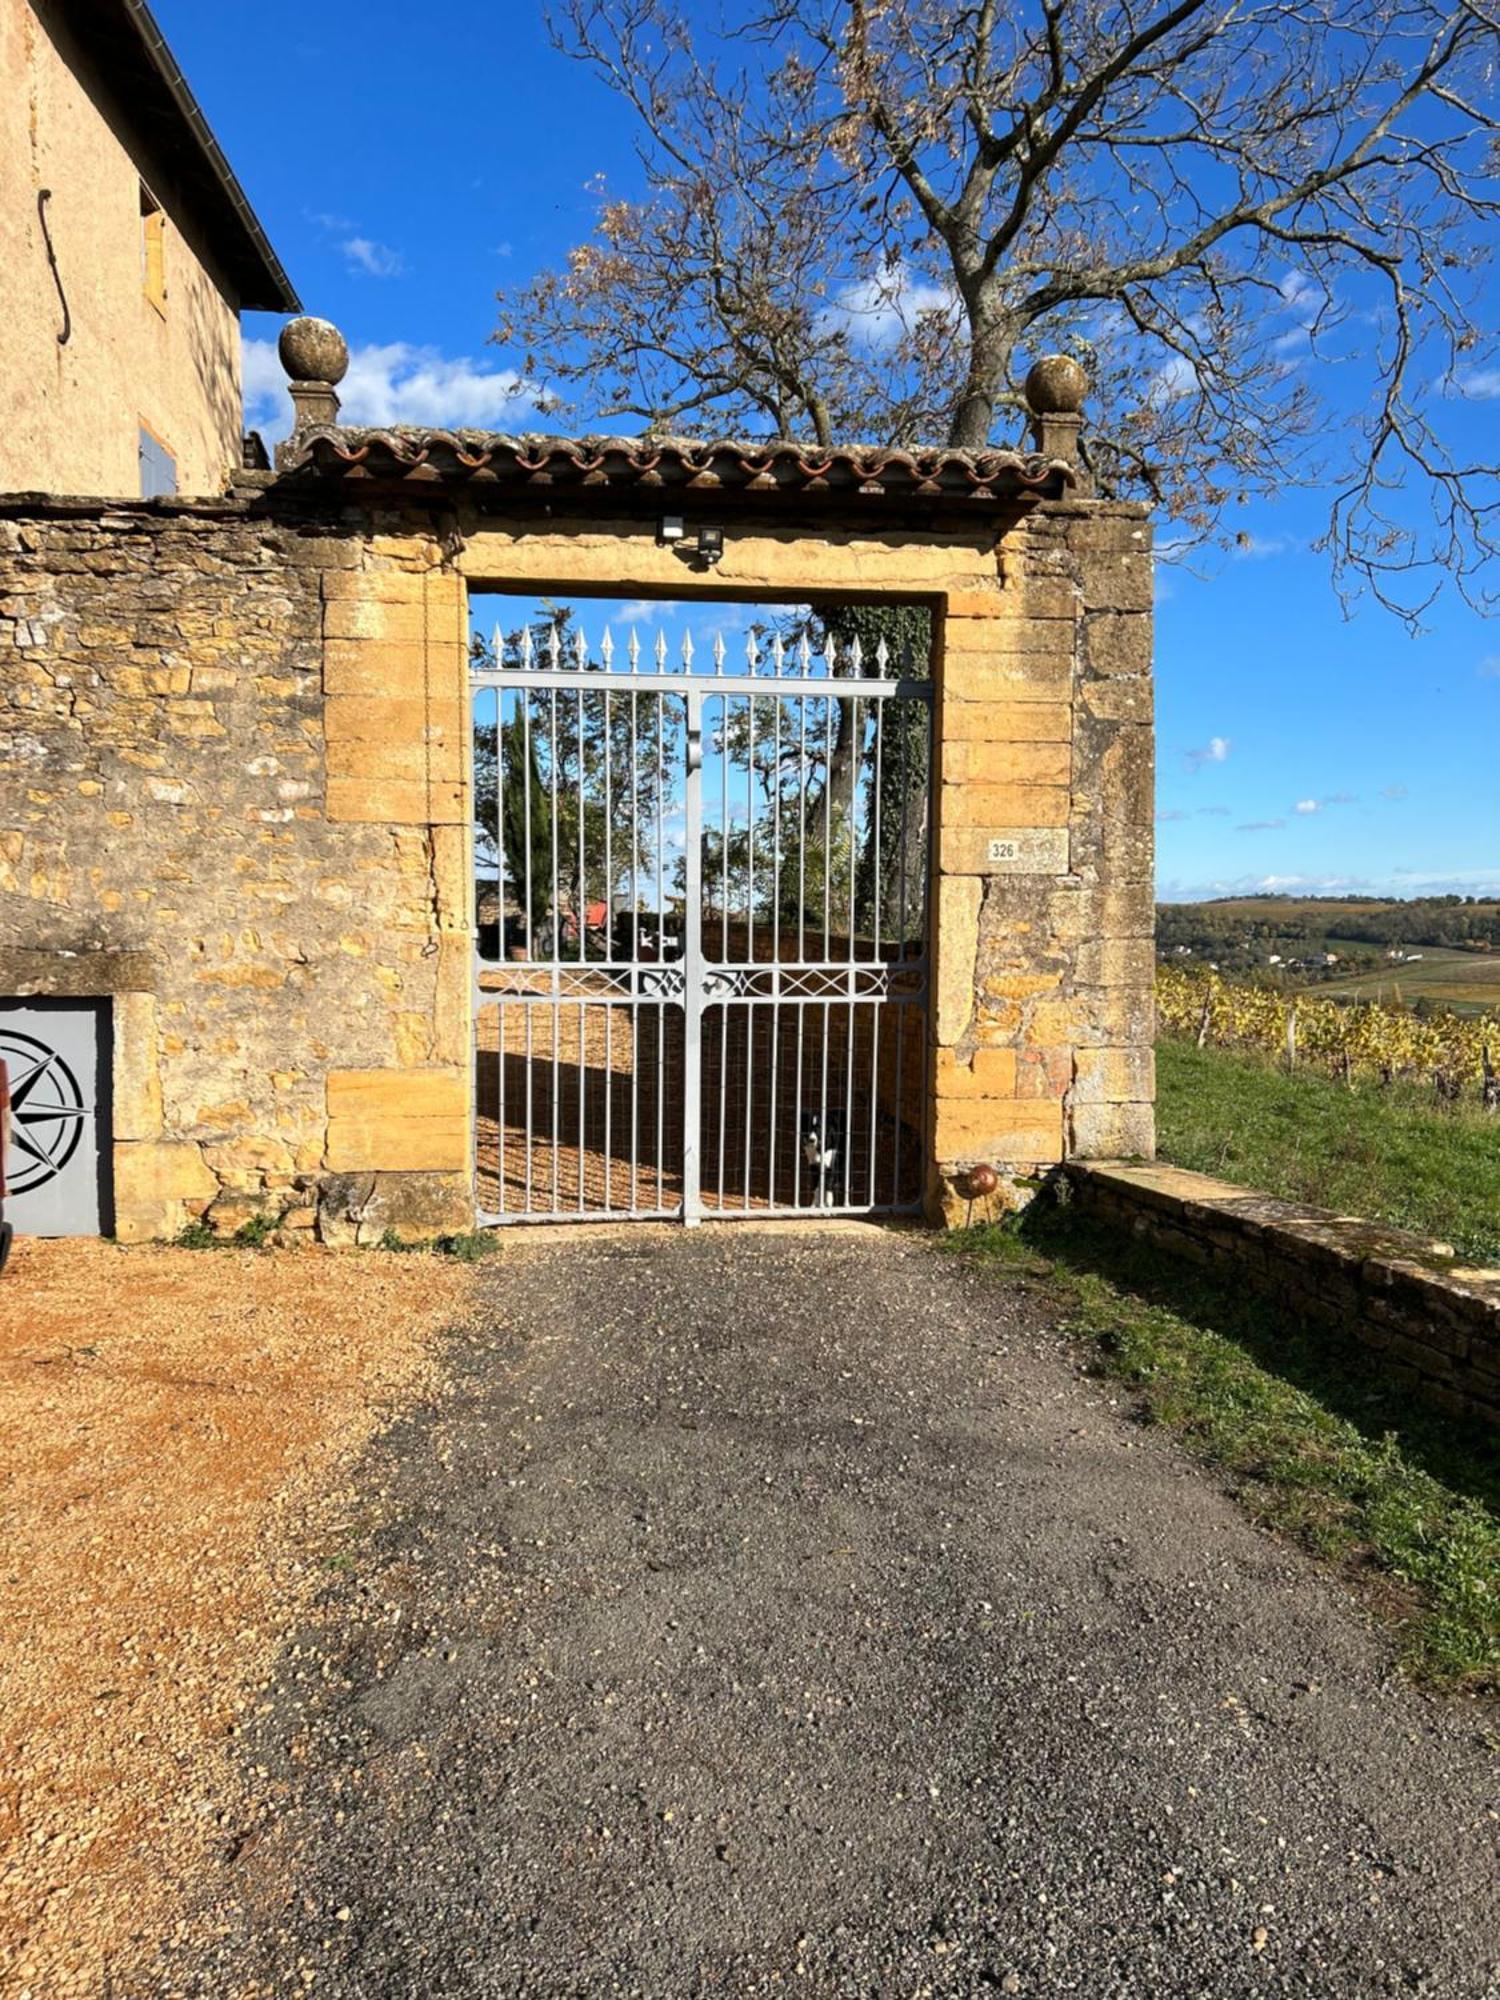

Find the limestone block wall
[[0, 496, 472, 1242], [0, 478, 1154, 1241], [927, 499, 1155, 1222]]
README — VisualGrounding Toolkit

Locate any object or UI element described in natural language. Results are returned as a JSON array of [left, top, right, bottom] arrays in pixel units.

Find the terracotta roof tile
[[278, 428, 1073, 508]]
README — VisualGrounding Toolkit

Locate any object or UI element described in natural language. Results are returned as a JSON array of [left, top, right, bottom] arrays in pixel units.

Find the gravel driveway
[[172, 1226, 1499, 1998]]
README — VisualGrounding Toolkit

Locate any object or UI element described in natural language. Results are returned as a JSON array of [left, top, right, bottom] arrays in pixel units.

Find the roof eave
[[116, 0, 299, 314]]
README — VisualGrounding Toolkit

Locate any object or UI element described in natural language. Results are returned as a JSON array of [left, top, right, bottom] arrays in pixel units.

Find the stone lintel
[[0, 948, 156, 995]]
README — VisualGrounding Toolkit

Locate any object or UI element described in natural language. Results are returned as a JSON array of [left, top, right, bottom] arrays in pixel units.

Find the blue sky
[[155, 0, 1499, 903]]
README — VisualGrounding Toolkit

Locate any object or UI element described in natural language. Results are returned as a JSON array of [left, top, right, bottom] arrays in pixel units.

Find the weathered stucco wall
[[0, 0, 243, 497], [0, 475, 1154, 1240]]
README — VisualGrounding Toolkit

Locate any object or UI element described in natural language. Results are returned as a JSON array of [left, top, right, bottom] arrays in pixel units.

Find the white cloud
[[1237, 818, 1285, 832], [1157, 808, 1190, 823], [1271, 269, 1332, 358], [1232, 532, 1294, 560], [303, 210, 404, 278], [342, 343, 541, 426], [242, 336, 286, 427], [1294, 798, 1320, 815], [1388, 867, 1500, 891], [1147, 353, 1199, 404], [1381, 784, 1409, 801], [1479, 656, 1500, 679], [1182, 735, 1230, 773], [243, 337, 547, 441], [826, 262, 954, 348], [1279, 269, 1323, 314], [1159, 864, 1500, 900], [1444, 368, 1500, 401], [343, 236, 405, 278], [1258, 873, 1322, 890]]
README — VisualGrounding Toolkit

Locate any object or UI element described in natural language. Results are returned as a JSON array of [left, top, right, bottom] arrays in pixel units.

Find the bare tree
[[497, 0, 1500, 615]]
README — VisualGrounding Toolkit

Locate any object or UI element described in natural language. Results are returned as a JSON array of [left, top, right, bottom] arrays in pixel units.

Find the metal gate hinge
[[686, 725, 703, 773]]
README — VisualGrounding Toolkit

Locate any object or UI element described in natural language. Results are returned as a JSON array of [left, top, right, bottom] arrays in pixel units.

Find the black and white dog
[[800, 1107, 848, 1209]]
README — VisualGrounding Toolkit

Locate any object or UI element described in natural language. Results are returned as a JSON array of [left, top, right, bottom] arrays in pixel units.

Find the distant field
[[1316, 947, 1500, 1016], [1179, 896, 1403, 925], [1172, 895, 1500, 929]]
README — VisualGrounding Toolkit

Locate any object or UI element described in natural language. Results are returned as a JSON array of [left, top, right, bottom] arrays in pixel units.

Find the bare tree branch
[[495, 0, 1500, 617]]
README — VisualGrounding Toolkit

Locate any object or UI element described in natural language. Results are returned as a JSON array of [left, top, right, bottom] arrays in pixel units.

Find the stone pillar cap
[[279, 316, 349, 387], [1024, 354, 1088, 417]]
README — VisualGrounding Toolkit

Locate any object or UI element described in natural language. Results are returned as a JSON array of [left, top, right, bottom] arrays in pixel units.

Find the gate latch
[[686, 724, 703, 773]]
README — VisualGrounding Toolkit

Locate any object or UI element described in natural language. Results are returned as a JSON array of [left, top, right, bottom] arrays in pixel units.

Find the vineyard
[[1157, 965, 1500, 1107]]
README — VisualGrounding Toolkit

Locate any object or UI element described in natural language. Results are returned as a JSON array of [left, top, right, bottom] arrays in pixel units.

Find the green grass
[[1156, 1036, 1500, 1265], [377, 1225, 503, 1261], [172, 1218, 219, 1250], [952, 1210, 1500, 1691]]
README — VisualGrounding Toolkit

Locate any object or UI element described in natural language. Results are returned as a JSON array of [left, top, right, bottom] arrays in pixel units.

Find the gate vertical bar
[[681, 684, 704, 1222]]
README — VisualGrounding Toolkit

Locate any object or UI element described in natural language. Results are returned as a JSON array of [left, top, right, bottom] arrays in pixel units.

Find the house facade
[[0, 0, 297, 498]]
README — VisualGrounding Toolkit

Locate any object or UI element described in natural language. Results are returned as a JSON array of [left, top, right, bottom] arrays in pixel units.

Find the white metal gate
[[472, 617, 930, 1223]]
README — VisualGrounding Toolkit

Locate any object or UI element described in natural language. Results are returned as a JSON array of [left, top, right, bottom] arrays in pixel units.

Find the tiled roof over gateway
[[276, 429, 1076, 508]]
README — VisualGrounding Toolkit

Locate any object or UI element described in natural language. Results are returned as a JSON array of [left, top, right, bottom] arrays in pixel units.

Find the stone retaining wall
[[1066, 1161, 1500, 1427]]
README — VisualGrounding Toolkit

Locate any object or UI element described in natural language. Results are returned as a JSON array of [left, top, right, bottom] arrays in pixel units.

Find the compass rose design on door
[[1, 1028, 91, 1196]]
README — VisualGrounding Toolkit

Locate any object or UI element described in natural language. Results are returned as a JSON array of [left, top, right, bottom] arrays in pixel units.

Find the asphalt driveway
[[170, 1227, 1499, 1998]]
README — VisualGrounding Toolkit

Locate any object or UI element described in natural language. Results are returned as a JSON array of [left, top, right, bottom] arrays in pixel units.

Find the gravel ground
[[0, 1238, 471, 1999], [168, 1226, 1499, 1999]]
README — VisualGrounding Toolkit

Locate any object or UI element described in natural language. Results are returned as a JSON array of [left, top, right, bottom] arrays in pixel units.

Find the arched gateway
[[0, 324, 1154, 1243]]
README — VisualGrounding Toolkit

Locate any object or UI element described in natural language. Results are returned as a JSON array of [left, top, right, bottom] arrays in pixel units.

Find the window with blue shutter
[[138, 429, 176, 497]]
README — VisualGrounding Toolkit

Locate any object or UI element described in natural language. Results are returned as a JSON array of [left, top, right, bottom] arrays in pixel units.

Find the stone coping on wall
[[1065, 1160, 1500, 1427]]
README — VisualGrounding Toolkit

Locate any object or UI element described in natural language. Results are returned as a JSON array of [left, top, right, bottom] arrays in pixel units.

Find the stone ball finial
[[278, 316, 349, 386], [1025, 353, 1088, 417]]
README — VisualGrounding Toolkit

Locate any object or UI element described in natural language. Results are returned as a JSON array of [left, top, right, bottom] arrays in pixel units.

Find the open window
[[139, 181, 166, 315]]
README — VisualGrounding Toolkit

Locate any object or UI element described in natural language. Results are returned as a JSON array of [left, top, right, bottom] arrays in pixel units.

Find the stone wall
[[1066, 1161, 1500, 1427], [0, 495, 472, 1242], [928, 499, 1155, 1221], [1, 472, 1156, 1240]]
